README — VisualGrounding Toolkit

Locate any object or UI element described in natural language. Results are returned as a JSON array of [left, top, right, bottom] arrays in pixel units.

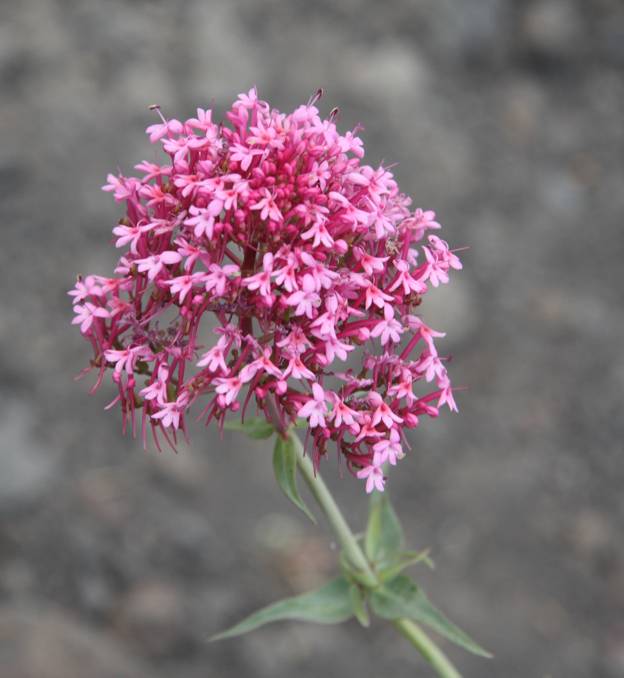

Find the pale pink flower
[[239, 348, 282, 383], [184, 205, 219, 239], [373, 428, 404, 466], [214, 376, 243, 406], [242, 253, 274, 300], [197, 343, 229, 373], [370, 305, 404, 345], [287, 274, 321, 318], [204, 264, 239, 297], [140, 364, 169, 403], [135, 251, 182, 280], [250, 188, 283, 222], [364, 282, 394, 310], [104, 345, 153, 375], [151, 391, 189, 429], [369, 391, 403, 428], [72, 302, 110, 333], [328, 394, 361, 430], [357, 463, 385, 493], [297, 383, 328, 428], [68, 276, 103, 304], [162, 272, 206, 303]]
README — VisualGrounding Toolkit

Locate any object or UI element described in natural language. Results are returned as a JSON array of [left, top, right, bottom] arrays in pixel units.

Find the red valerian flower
[[70, 88, 463, 492]]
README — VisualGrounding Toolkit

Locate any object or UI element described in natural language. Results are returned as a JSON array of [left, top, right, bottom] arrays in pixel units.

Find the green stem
[[290, 431, 461, 678], [394, 619, 462, 678]]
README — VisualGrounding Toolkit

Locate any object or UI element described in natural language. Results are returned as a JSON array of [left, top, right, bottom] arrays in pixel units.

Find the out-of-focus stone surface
[[0, 606, 151, 678], [1, 1, 623, 677]]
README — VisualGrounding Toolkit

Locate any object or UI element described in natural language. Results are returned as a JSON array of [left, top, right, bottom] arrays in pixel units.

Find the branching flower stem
[[290, 430, 461, 678]]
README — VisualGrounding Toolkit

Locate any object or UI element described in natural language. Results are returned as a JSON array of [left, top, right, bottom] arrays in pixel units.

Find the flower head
[[70, 89, 463, 492]]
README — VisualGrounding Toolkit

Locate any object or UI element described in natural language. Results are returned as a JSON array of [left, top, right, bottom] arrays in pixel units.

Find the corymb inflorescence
[[70, 88, 462, 492]]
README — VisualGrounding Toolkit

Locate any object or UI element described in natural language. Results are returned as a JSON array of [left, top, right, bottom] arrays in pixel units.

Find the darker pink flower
[[70, 88, 463, 491]]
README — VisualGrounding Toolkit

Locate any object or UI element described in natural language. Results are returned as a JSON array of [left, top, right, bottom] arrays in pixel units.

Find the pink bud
[[404, 413, 420, 428], [334, 239, 348, 254]]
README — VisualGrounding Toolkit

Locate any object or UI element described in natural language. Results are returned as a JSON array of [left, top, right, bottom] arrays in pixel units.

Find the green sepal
[[370, 575, 492, 658], [349, 583, 370, 627], [376, 549, 434, 583], [273, 435, 316, 523], [365, 492, 404, 563], [223, 417, 275, 439], [211, 576, 355, 640]]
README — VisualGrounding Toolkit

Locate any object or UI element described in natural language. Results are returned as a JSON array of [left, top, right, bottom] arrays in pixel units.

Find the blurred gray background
[[1, 1, 623, 676]]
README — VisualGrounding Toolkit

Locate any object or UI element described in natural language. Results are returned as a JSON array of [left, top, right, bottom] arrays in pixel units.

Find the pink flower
[[297, 383, 328, 428], [214, 376, 243, 406], [72, 302, 110, 333], [328, 394, 361, 431], [135, 251, 182, 280], [369, 391, 403, 428], [112, 223, 145, 254], [239, 348, 282, 383], [151, 392, 189, 429], [204, 264, 239, 297], [184, 205, 218, 239], [242, 253, 274, 300], [68, 276, 103, 304], [287, 274, 321, 319], [104, 345, 153, 375], [364, 282, 394, 310], [370, 305, 404, 345], [357, 463, 385, 493], [162, 272, 206, 303], [146, 117, 184, 143], [71, 89, 463, 490], [140, 364, 169, 403], [197, 344, 228, 373], [301, 215, 334, 248], [373, 428, 404, 466], [250, 189, 283, 222]]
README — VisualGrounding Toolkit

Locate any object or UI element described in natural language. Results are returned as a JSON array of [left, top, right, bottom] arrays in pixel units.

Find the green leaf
[[370, 575, 492, 658], [349, 583, 370, 627], [223, 417, 275, 439], [211, 577, 354, 640], [364, 492, 404, 563], [377, 549, 434, 583], [273, 435, 316, 523]]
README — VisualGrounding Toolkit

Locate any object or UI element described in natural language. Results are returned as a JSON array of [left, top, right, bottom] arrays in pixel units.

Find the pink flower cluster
[[70, 89, 462, 493]]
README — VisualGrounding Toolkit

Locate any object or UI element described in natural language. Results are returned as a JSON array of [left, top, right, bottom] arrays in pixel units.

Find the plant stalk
[[290, 430, 461, 678]]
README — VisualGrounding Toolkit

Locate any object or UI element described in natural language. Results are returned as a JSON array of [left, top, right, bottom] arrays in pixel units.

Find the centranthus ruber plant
[[70, 88, 490, 677]]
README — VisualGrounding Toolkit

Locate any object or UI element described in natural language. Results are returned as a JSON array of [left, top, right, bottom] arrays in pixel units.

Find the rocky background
[[1, 1, 623, 676]]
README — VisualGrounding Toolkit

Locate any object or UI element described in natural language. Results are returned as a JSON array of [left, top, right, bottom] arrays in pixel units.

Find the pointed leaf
[[349, 583, 370, 627], [211, 577, 354, 640], [377, 549, 433, 583], [370, 575, 492, 658], [365, 492, 404, 563], [273, 435, 316, 523], [224, 417, 275, 439]]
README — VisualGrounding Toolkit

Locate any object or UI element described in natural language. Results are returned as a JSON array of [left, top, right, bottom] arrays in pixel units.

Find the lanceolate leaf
[[376, 549, 433, 583], [211, 577, 355, 640], [273, 435, 316, 523], [370, 575, 492, 658], [223, 417, 275, 439], [365, 492, 404, 563]]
